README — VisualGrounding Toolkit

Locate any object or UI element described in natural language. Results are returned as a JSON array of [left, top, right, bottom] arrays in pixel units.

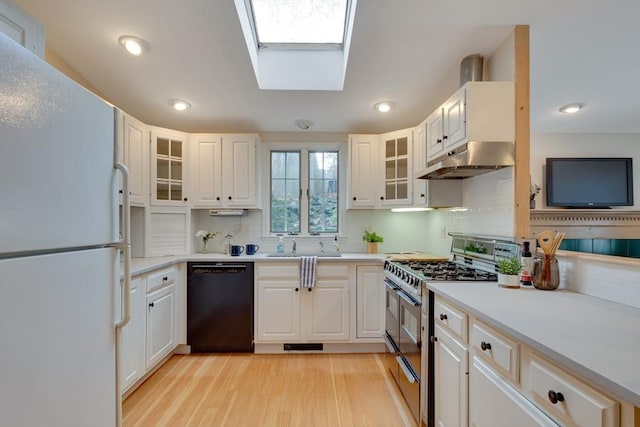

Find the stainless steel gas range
[[382, 234, 519, 425]]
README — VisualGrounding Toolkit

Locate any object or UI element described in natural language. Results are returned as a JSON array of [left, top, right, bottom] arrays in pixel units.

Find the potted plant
[[362, 230, 384, 254], [496, 257, 522, 288]]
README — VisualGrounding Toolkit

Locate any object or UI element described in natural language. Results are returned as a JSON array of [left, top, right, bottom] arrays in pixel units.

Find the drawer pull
[[547, 390, 565, 404], [430, 336, 438, 343], [163, 276, 168, 281], [480, 341, 492, 351], [439, 313, 447, 321]]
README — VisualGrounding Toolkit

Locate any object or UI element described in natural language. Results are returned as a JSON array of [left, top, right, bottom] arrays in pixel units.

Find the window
[[249, 0, 350, 48], [270, 149, 339, 234]]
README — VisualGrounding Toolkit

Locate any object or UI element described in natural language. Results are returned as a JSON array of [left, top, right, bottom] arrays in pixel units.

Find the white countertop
[[426, 282, 640, 406], [129, 252, 385, 277]]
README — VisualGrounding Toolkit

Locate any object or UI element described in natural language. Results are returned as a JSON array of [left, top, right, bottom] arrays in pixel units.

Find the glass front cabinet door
[[151, 127, 188, 205]]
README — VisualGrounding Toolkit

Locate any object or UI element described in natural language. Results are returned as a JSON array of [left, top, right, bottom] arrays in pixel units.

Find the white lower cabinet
[[470, 355, 558, 427], [255, 262, 349, 343], [120, 276, 146, 392], [432, 295, 629, 427], [120, 263, 185, 395], [434, 323, 468, 427], [355, 265, 384, 338], [145, 283, 175, 370]]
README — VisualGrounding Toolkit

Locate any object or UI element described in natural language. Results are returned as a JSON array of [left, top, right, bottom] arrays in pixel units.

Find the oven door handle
[[396, 356, 418, 384], [383, 333, 399, 353], [398, 290, 420, 307], [384, 278, 400, 291]]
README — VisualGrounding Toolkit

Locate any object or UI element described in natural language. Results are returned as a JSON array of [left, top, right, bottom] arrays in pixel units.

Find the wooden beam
[[513, 25, 531, 238]]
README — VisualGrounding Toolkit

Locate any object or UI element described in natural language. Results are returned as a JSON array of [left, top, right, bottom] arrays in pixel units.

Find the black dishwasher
[[187, 262, 254, 352]]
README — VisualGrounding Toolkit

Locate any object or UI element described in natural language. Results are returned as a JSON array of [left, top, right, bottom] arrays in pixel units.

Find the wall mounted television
[[546, 157, 634, 208]]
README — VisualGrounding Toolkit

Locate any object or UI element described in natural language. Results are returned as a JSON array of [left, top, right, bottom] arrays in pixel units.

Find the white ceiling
[[13, 0, 640, 135]]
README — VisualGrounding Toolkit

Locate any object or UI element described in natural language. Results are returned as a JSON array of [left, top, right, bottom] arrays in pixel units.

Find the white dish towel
[[300, 256, 318, 288]]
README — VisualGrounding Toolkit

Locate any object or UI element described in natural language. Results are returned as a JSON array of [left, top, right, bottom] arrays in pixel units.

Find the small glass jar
[[532, 255, 559, 290]]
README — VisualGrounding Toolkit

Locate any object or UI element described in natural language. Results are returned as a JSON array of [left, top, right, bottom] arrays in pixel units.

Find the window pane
[[271, 151, 300, 233], [251, 0, 348, 45], [272, 152, 286, 178], [308, 151, 338, 233]]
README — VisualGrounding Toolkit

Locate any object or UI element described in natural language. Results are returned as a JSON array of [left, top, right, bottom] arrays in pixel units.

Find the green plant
[[362, 230, 384, 243], [497, 257, 522, 275]]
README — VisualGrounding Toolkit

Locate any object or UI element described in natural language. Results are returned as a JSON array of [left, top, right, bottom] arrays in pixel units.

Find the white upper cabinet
[[347, 134, 379, 209], [190, 134, 223, 208], [150, 127, 189, 206], [119, 112, 148, 207], [426, 81, 515, 163], [190, 133, 258, 209], [380, 128, 412, 207], [414, 120, 462, 208], [0, 0, 45, 58]]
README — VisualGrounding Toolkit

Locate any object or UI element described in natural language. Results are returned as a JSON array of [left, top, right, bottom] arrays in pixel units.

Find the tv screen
[[546, 158, 634, 208]]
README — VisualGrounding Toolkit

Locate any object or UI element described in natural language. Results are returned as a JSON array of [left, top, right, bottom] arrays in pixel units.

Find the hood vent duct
[[460, 54, 484, 87], [416, 141, 515, 180]]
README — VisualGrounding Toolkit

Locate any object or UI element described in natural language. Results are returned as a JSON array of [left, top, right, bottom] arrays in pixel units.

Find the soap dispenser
[[277, 236, 285, 253]]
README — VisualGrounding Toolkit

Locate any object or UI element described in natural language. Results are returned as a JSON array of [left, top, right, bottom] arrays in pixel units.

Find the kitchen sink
[[265, 253, 342, 258]]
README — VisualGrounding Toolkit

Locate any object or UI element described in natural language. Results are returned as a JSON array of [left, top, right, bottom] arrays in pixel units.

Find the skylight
[[235, 0, 357, 90], [249, 0, 349, 48]]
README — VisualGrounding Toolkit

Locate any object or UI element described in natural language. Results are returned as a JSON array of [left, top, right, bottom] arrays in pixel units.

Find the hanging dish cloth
[[300, 256, 318, 289]]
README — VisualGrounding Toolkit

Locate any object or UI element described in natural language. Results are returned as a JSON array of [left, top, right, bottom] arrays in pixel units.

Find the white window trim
[[261, 141, 347, 237]]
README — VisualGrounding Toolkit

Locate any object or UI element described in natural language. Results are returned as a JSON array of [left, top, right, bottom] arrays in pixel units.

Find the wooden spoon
[[537, 230, 555, 256], [550, 232, 565, 257]]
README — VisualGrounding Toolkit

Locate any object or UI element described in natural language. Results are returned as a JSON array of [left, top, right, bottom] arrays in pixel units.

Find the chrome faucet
[[318, 241, 324, 253], [292, 238, 296, 254]]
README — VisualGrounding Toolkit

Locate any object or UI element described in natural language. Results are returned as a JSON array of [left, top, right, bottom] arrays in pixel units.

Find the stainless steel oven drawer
[[397, 355, 420, 423]]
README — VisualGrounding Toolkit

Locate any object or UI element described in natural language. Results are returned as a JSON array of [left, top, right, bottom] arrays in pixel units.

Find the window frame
[[263, 142, 346, 237]]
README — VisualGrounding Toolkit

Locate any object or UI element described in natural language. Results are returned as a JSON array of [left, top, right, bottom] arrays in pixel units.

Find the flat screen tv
[[546, 157, 634, 208]]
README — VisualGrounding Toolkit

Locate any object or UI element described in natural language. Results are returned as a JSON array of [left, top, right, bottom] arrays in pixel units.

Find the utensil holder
[[532, 255, 559, 290]]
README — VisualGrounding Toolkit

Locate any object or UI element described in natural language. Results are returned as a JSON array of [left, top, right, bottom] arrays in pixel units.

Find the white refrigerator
[[0, 32, 131, 426]]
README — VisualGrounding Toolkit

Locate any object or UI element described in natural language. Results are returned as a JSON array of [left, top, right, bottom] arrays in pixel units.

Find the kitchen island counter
[[426, 281, 640, 407]]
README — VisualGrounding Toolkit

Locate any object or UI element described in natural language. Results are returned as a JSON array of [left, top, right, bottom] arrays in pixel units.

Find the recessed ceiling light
[[294, 119, 313, 130], [169, 99, 191, 111], [118, 35, 150, 56], [559, 103, 585, 114], [374, 101, 395, 113]]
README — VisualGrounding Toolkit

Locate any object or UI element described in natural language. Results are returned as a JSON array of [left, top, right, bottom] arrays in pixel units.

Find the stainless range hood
[[416, 140, 514, 180], [208, 209, 248, 217]]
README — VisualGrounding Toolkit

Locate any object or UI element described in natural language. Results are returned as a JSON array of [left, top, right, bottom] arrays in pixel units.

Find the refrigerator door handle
[[114, 161, 131, 329]]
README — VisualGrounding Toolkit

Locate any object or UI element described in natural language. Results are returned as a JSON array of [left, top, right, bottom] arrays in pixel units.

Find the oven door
[[398, 290, 422, 380], [384, 277, 400, 348]]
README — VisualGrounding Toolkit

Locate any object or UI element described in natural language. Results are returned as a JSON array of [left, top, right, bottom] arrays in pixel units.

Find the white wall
[[530, 133, 640, 209], [190, 208, 436, 254]]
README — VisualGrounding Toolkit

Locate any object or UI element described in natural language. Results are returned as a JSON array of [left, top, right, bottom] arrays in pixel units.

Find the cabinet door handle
[[183, 197, 188, 202], [430, 336, 438, 343], [480, 341, 492, 351], [119, 189, 123, 194], [295, 287, 299, 292], [307, 287, 312, 292], [148, 302, 155, 308], [436, 139, 442, 143], [380, 196, 384, 200], [420, 193, 425, 198], [439, 313, 447, 321], [163, 276, 168, 281], [353, 197, 356, 201], [216, 196, 220, 201], [443, 135, 448, 140], [228, 196, 232, 200], [548, 390, 564, 404]]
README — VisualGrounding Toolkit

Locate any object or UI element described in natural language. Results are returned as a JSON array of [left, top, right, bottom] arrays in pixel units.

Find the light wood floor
[[123, 353, 417, 427]]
